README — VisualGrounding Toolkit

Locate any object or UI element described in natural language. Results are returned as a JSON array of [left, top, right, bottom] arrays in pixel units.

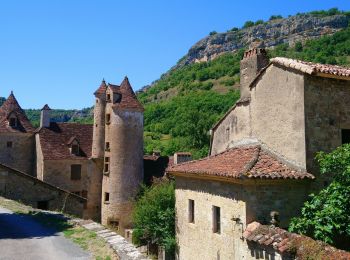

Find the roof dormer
[[106, 84, 122, 104], [67, 136, 80, 156], [8, 112, 18, 128]]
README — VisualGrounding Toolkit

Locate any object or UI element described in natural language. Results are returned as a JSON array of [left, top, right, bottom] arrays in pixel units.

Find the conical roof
[[113, 76, 144, 112], [41, 104, 51, 110], [0, 92, 34, 133], [94, 79, 107, 96]]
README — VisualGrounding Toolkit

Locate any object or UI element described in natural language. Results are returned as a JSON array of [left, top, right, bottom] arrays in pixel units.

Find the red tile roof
[[271, 57, 350, 78], [243, 221, 350, 259], [112, 77, 144, 112], [167, 145, 314, 180], [94, 79, 107, 96], [37, 122, 92, 160], [0, 93, 35, 133]]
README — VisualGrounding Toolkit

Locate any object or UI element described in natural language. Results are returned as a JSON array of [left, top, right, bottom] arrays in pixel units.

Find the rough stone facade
[[0, 133, 35, 175], [175, 176, 310, 260], [0, 163, 85, 216]]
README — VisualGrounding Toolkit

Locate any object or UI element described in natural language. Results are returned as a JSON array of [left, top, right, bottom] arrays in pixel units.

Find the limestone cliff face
[[179, 14, 349, 67]]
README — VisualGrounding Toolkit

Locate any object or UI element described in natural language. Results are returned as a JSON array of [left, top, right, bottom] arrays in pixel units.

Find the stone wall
[[92, 93, 106, 159], [250, 65, 306, 168], [175, 176, 311, 260], [101, 108, 144, 232], [304, 75, 350, 189], [0, 133, 35, 176], [0, 163, 85, 216], [39, 158, 102, 220]]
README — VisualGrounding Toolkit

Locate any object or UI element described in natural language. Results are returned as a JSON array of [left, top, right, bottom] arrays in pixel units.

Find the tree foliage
[[133, 181, 175, 254], [289, 144, 350, 250]]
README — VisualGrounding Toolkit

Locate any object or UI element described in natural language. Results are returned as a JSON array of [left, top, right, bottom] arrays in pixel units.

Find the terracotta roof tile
[[244, 222, 350, 259], [112, 77, 144, 112], [0, 93, 35, 133], [38, 122, 92, 160], [167, 145, 314, 180], [271, 57, 350, 78], [94, 79, 107, 96]]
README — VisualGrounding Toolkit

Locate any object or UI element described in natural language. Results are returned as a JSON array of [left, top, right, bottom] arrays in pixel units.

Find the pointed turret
[[94, 79, 107, 97], [0, 92, 34, 132], [116, 76, 144, 112]]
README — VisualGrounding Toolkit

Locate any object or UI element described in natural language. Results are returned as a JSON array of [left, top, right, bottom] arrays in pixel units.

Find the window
[[342, 129, 350, 144], [104, 192, 110, 202], [104, 157, 110, 174], [188, 199, 195, 223], [213, 206, 221, 234], [71, 144, 79, 155], [37, 201, 49, 210], [6, 141, 12, 148], [9, 117, 17, 127], [106, 114, 111, 124], [71, 164, 82, 180], [107, 94, 111, 102], [105, 142, 110, 151]]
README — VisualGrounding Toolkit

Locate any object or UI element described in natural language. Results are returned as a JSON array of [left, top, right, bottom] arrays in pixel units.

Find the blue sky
[[1, 1, 349, 109]]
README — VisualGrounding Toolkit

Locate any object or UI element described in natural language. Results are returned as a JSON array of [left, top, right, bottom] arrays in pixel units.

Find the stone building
[[167, 48, 350, 259], [0, 77, 144, 230]]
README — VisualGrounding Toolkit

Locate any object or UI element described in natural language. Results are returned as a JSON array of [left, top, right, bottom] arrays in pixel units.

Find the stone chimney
[[240, 48, 269, 100], [174, 152, 192, 165], [40, 104, 51, 128]]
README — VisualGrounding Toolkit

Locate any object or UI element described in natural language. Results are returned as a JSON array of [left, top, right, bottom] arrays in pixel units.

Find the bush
[[269, 15, 283, 20], [289, 144, 350, 250], [242, 21, 255, 29], [209, 31, 217, 36], [133, 181, 175, 254]]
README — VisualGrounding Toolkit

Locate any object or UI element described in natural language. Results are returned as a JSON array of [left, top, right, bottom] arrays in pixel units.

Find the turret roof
[[0, 92, 34, 133], [94, 79, 107, 96]]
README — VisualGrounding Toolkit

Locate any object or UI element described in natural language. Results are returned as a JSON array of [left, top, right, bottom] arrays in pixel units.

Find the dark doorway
[[37, 201, 49, 210], [342, 129, 350, 144]]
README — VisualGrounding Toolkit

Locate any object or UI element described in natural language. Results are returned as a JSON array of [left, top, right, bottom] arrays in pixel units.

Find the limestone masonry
[[0, 77, 144, 233], [167, 47, 350, 259]]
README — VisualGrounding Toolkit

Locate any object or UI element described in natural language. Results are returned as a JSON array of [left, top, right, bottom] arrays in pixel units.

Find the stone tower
[[100, 77, 144, 232], [92, 79, 107, 159], [240, 48, 269, 100]]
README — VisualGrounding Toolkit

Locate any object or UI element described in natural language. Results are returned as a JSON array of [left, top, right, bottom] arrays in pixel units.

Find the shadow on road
[[0, 210, 72, 239]]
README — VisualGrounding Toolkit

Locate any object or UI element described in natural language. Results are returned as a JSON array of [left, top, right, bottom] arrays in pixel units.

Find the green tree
[[133, 181, 176, 254], [289, 144, 350, 250], [242, 21, 255, 29]]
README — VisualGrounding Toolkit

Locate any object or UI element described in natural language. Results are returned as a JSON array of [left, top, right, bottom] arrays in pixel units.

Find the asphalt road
[[0, 207, 90, 260]]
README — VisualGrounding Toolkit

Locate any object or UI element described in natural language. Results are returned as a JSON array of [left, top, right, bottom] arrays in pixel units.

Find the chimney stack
[[40, 104, 51, 128], [240, 48, 269, 100]]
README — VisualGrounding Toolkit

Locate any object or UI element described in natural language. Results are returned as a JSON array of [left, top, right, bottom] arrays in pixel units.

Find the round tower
[[92, 79, 107, 159], [101, 77, 144, 233]]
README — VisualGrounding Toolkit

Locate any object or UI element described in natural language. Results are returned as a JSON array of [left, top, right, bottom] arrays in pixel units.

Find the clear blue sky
[[1, 0, 349, 109]]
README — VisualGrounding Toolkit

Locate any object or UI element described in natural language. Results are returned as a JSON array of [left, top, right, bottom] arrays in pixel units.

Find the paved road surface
[[0, 207, 90, 260]]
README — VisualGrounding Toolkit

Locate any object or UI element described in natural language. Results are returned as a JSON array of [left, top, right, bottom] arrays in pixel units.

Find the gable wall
[[0, 133, 35, 175], [304, 75, 350, 189], [250, 65, 306, 168]]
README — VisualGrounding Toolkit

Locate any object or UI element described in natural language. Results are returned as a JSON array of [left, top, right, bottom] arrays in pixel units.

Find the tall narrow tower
[[101, 77, 144, 232], [92, 80, 107, 158]]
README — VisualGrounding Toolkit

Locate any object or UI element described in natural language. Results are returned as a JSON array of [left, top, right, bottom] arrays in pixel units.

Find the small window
[[71, 144, 79, 155], [107, 94, 111, 102], [105, 142, 110, 151], [6, 141, 12, 148], [71, 164, 82, 180], [341, 129, 350, 144], [104, 192, 110, 202], [188, 199, 195, 223], [37, 201, 49, 210], [213, 206, 221, 234], [104, 163, 109, 173], [96, 99, 99, 103], [9, 117, 17, 127], [105, 157, 110, 163], [106, 114, 111, 124]]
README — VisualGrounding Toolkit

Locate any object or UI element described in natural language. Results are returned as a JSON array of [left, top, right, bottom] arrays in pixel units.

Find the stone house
[[167, 48, 350, 259], [0, 77, 144, 232]]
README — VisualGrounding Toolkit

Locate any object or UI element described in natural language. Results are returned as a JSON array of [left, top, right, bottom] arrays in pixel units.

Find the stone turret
[[240, 48, 269, 100], [92, 79, 107, 159], [40, 104, 51, 128], [101, 76, 144, 232]]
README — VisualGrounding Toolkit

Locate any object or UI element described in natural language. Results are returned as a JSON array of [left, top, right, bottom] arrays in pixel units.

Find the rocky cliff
[[179, 14, 349, 67]]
